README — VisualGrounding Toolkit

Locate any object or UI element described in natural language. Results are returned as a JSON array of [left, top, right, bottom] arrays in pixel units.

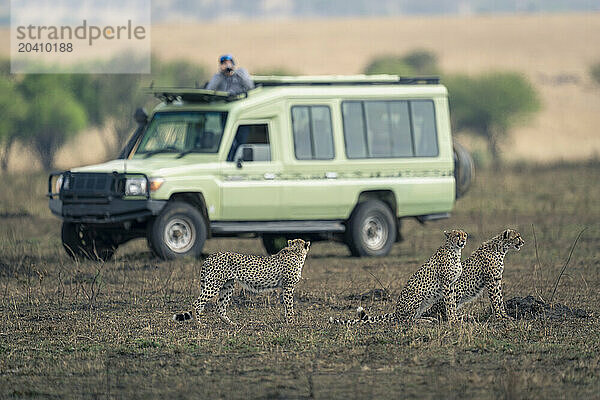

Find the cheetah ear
[[444, 230, 451, 238], [287, 239, 293, 247], [304, 241, 311, 250], [503, 229, 511, 240]]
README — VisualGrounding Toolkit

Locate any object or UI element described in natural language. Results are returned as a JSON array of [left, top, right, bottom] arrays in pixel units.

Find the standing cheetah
[[424, 229, 524, 320], [173, 239, 310, 325], [330, 230, 467, 325]]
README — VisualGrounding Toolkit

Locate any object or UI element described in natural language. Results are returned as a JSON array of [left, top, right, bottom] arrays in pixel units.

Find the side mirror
[[134, 108, 148, 125], [235, 147, 253, 168]]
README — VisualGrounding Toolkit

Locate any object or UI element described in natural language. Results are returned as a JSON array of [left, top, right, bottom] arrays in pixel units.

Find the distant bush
[[364, 56, 415, 76], [445, 72, 541, 166], [591, 63, 600, 85], [401, 50, 439, 74], [364, 49, 439, 76]]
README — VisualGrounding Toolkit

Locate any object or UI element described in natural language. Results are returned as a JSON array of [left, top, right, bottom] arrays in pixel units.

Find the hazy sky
[[1, 0, 598, 25]]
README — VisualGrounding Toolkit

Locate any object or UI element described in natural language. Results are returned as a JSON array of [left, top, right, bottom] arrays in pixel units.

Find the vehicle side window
[[411, 100, 438, 157], [341, 102, 367, 158], [389, 101, 413, 157], [342, 100, 438, 158], [227, 124, 271, 162], [291, 105, 334, 160]]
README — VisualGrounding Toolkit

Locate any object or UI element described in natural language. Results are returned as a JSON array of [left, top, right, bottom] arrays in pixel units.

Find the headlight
[[125, 177, 147, 196], [55, 174, 69, 193]]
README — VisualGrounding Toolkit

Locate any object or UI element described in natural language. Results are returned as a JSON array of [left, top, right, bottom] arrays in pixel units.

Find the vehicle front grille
[[61, 172, 117, 201], [71, 173, 111, 191]]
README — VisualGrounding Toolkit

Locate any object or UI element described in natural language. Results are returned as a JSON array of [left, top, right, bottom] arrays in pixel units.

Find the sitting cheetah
[[173, 239, 310, 325], [424, 229, 524, 320], [330, 230, 467, 325]]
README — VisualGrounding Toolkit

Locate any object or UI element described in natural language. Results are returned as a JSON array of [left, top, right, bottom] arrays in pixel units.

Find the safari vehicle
[[48, 75, 473, 261]]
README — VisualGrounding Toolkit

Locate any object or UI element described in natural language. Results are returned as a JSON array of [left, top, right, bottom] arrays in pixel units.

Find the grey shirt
[[206, 68, 254, 95]]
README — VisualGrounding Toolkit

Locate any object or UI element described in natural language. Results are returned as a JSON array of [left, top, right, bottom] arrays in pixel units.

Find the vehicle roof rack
[[252, 74, 440, 86], [150, 87, 247, 104], [149, 75, 441, 104]]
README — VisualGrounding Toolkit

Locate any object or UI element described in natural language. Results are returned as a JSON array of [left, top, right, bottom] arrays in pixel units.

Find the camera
[[225, 67, 233, 73]]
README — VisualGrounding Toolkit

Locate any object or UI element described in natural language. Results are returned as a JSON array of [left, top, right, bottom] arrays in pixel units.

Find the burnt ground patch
[[505, 295, 591, 320]]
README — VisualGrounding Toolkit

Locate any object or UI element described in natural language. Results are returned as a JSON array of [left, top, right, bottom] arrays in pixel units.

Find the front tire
[[262, 234, 288, 255], [346, 200, 396, 257], [61, 222, 116, 262], [148, 201, 207, 260]]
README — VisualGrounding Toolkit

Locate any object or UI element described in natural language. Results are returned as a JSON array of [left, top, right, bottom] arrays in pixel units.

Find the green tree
[[19, 75, 87, 170], [0, 59, 9, 76], [70, 57, 209, 159], [445, 72, 540, 165], [149, 58, 209, 87], [0, 78, 27, 172], [70, 73, 144, 157]]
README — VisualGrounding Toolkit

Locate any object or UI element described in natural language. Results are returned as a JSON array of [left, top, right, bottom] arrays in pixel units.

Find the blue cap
[[219, 54, 235, 65]]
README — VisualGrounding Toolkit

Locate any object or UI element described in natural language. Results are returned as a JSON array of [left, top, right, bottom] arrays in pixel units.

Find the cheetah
[[173, 238, 310, 325], [424, 229, 524, 321], [330, 229, 467, 325]]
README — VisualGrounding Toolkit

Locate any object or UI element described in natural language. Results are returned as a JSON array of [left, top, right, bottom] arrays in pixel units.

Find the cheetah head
[[502, 229, 524, 251], [444, 229, 467, 250], [287, 238, 311, 254]]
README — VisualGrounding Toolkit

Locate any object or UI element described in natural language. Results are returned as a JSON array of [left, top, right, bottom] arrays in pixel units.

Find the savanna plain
[[0, 162, 599, 399]]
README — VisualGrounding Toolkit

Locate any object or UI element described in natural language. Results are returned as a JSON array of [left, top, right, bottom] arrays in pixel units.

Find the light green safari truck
[[48, 75, 473, 261]]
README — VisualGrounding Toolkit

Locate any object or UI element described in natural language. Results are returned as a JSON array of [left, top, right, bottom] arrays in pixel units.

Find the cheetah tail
[[172, 310, 194, 322], [329, 306, 396, 325]]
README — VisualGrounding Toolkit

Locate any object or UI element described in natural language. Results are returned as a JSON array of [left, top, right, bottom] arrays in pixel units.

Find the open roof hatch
[[150, 88, 247, 104]]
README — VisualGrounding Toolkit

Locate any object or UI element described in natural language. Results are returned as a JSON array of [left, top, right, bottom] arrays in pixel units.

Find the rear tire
[[61, 222, 116, 262], [346, 200, 396, 257], [148, 201, 207, 260]]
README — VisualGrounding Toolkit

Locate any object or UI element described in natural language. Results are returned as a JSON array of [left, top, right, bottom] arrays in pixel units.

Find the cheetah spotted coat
[[424, 229, 524, 320], [173, 239, 310, 325], [330, 230, 467, 325]]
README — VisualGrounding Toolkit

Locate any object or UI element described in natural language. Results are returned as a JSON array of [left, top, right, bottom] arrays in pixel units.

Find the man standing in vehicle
[[206, 54, 254, 95]]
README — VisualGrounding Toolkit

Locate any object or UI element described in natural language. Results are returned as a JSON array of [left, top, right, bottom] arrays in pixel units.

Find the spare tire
[[453, 140, 474, 198]]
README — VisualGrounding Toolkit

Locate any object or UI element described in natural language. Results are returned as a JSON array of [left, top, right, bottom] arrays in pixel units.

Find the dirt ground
[[0, 162, 599, 399]]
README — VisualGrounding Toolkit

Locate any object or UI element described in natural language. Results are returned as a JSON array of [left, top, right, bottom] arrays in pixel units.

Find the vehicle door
[[219, 120, 283, 220]]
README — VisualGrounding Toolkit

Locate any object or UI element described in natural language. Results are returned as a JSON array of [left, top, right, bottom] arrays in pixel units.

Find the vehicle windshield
[[134, 111, 227, 156]]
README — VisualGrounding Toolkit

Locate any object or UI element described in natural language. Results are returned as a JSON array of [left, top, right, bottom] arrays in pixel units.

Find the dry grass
[[2, 13, 600, 170], [0, 162, 599, 398]]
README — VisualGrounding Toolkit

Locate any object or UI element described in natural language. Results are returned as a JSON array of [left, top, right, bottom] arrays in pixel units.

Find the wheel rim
[[164, 217, 196, 253], [361, 215, 388, 251]]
